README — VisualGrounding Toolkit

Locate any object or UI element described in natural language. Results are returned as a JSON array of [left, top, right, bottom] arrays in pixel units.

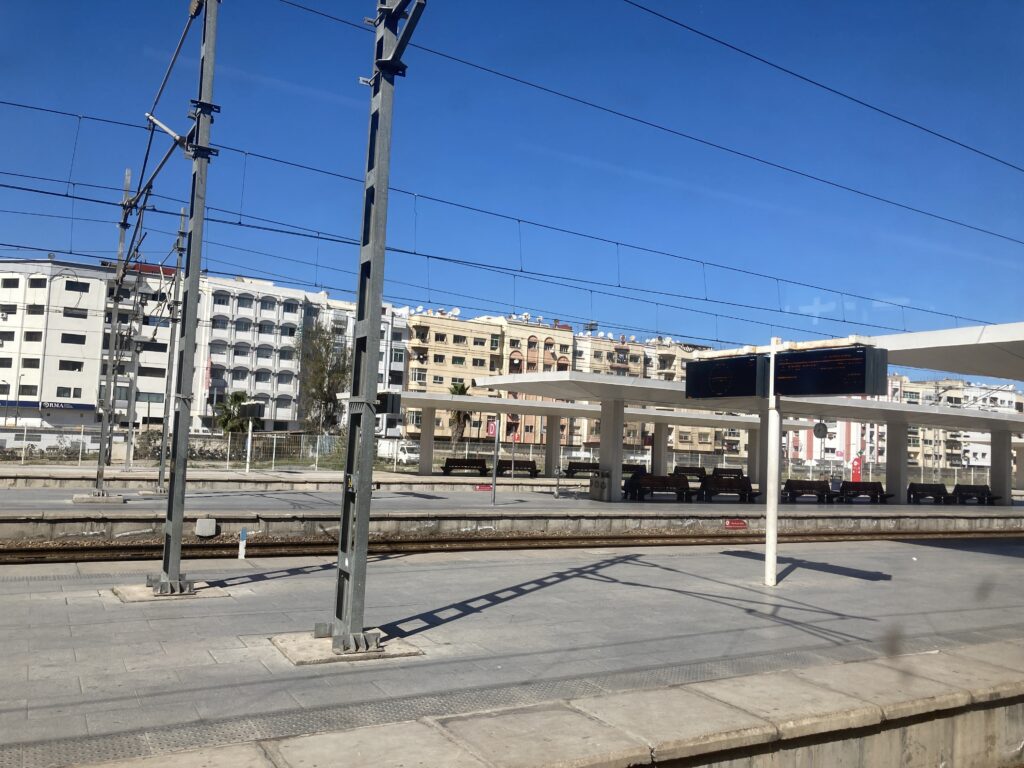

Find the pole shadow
[[720, 550, 893, 584]]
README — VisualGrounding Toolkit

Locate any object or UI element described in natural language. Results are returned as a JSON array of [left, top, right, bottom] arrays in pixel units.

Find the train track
[[1, 530, 1021, 564]]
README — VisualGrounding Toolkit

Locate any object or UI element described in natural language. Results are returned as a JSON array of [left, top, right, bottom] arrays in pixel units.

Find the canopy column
[[1015, 443, 1023, 492], [990, 429, 1012, 506], [599, 398, 625, 500], [418, 407, 435, 476], [885, 422, 908, 502], [746, 428, 761, 485], [651, 422, 668, 475], [544, 415, 560, 477]]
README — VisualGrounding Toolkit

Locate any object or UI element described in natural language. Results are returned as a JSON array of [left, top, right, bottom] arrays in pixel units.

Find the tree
[[298, 322, 351, 433], [216, 391, 260, 433], [448, 381, 473, 446]]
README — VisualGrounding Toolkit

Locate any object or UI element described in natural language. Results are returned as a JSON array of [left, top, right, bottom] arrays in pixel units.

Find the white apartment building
[[0, 258, 407, 434]]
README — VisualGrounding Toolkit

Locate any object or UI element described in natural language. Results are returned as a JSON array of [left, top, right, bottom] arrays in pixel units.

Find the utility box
[[194, 518, 217, 537], [589, 471, 613, 502]]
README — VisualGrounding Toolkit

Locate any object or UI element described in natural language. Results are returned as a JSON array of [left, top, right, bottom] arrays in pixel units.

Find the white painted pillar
[[418, 407, 435, 476], [651, 422, 668, 476], [544, 414, 560, 477], [1015, 444, 1023, 491], [990, 429, 1012, 506], [885, 422, 908, 503], [599, 398, 625, 501], [746, 428, 760, 485]]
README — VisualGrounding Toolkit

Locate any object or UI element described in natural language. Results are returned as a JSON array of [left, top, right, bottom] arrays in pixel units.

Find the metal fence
[[0, 427, 105, 465]]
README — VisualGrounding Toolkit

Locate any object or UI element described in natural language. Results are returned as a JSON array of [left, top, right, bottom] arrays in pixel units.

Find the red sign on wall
[[851, 456, 863, 482], [486, 420, 496, 438]]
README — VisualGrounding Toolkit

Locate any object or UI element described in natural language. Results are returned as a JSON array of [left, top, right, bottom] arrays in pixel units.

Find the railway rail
[[1, 529, 1021, 564]]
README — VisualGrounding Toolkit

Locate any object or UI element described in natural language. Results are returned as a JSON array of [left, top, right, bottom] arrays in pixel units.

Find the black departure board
[[774, 346, 888, 396], [685, 355, 767, 399]]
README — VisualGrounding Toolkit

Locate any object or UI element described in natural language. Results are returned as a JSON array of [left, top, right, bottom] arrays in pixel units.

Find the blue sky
[[1, 0, 1021, 354]]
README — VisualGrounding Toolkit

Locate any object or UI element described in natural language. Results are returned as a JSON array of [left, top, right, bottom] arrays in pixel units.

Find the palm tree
[[216, 391, 258, 433], [448, 382, 473, 446]]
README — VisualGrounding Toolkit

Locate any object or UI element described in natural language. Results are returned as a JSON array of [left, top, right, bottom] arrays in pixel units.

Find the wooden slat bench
[[907, 482, 953, 505], [441, 458, 489, 476], [712, 467, 745, 479], [837, 481, 894, 504], [700, 475, 760, 503], [782, 479, 837, 504], [622, 463, 646, 475], [951, 484, 1001, 505], [496, 459, 539, 478], [565, 461, 601, 478], [672, 466, 706, 482]]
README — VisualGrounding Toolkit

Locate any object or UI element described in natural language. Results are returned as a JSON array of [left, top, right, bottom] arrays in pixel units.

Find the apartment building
[[0, 258, 407, 435]]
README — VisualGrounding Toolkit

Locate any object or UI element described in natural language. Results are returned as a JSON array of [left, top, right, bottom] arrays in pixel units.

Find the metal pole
[[21, 425, 27, 465], [157, 212, 185, 493], [245, 420, 252, 473], [490, 415, 500, 506], [226, 431, 231, 470], [150, 0, 219, 595], [78, 425, 84, 467], [124, 334, 141, 470], [271, 434, 277, 471], [324, 0, 425, 655], [96, 170, 131, 494], [764, 337, 781, 587], [314, 432, 321, 471]]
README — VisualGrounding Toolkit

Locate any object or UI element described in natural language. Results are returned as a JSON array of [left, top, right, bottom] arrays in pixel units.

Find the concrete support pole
[[599, 399, 625, 501], [544, 415, 560, 477], [747, 427, 761, 485], [418, 407, 435, 476], [886, 422, 909, 503], [764, 402, 781, 585], [990, 429, 1012, 506], [1014, 444, 1023, 492], [651, 422, 668, 475]]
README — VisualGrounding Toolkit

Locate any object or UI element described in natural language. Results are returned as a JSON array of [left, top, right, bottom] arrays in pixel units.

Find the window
[[26, 304, 43, 315], [433, 354, 445, 364], [1, 278, 19, 289], [490, 335, 501, 350], [283, 302, 298, 314], [527, 362, 537, 371], [19, 384, 37, 396], [235, 319, 252, 332], [142, 341, 167, 353], [258, 322, 274, 335], [391, 349, 405, 363], [61, 333, 86, 345], [559, 344, 570, 354], [22, 358, 40, 369], [453, 335, 467, 344], [391, 331, 403, 342], [432, 375, 444, 384], [0, 304, 16, 315], [278, 348, 294, 361], [212, 317, 229, 330], [0, 331, 11, 342], [237, 296, 253, 309], [434, 333, 447, 343], [0, 358, 10, 368], [144, 316, 170, 328], [473, 337, 486, 346], [472, 358, 486, 367], [256, 347, 272, 360], [0, 383, 7, 395], [29, 278, 46, 289], [527, 339, 538, 349], [451, 377, 465, 386], [56, 387, 73, 398], [213, 293, 230, 306], [452, 356, 465, 366], [411, 368, 427, 384], [65, 281, 90, 293], [281, 326, 297, 337], [138, 367, 165, 378], [59, 360, 83, 372], [231, 369, 248, 382], [260, 298, 275, 311], [593, 351, 603, 360], [574, 349, 583, 357], [525, 425, 534, 434], [509, 339, 521, 348], [543, 364, 552, 372], [255, 371, 272, 383], [63, 307, 88, 319], [278, 372, 293, 385]]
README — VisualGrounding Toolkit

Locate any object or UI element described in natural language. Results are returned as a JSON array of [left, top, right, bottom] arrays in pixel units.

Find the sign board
[[686, 355, 767, 399], [474, 484, 493, 491], [774, 346, 888, 397], [851, 455, 862, 482], [724, 519, 748, 530], [486, 420, 496, 438]]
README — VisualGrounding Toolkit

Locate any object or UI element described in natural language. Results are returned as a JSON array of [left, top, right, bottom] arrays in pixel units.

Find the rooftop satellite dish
[[451, 307, 461, 316], [536, 316, 543, 323], [522, 312, 531, 320], [415, 305, 424, 313], [597, 332, 605, 338], [629, 335, 636, 342]]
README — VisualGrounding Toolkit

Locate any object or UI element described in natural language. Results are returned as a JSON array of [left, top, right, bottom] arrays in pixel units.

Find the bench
[[672, 466, 706, 482], [496, 459, 539, 478], [837, 481, 894, 504], [628, 474, 695, 503], [907, 482, 953, 505], [951, 484, 1001, 505], [441, 458, 489, 476], [700, 475, 760, 503], [782, 479, 837, 504], [712, 467, 745, 479], [565, 461, 601, 477], [622, 463, 646, 475]]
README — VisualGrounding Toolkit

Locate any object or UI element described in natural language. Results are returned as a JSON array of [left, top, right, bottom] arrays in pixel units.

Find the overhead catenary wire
[[620, 0, 1024, 176], [274, 0, 1024, 252], [0, 102, 1000, 328]]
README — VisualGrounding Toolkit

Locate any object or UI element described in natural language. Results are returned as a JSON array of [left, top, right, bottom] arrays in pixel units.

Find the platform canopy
[[477, 371, 1024, 433], [400, 391, 806, 430]]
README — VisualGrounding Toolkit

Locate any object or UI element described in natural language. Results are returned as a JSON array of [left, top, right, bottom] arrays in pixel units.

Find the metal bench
[[837, 481, 894, 504], [700, 474, 760, 503], [672, 466, 707, 482], [441, 458, 489, 476], [782, 479, 837, 504], [711, 467, 745, 479], [496, 459, 539, 478], [630, 474, 695, 502], [564, 461, 601, 477], [951, 484, 1001, 505], [907, 482, 953, 505]]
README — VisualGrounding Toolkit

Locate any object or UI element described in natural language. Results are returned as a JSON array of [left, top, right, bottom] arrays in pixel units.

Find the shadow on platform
[[720, 550, 893, 584]]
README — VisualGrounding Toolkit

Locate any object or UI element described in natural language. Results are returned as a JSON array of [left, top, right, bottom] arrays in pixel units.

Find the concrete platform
[[1, 540, 1024, 766]]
